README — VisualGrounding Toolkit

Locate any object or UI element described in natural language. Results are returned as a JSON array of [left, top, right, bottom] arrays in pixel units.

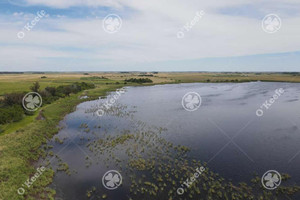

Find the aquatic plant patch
[[96, 88, 126, 116], [177, 166, 205, 195]]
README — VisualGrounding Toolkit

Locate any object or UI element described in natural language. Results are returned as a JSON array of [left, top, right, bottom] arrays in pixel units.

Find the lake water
[[44, 82, 300, 200]]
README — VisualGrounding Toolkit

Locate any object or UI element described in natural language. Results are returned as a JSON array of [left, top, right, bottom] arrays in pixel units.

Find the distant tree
[[30, 82, 40, 92], [125, 78, 153, 84]]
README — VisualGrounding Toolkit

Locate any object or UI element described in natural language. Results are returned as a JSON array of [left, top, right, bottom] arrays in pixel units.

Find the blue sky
[[0, 0, 300, 71]]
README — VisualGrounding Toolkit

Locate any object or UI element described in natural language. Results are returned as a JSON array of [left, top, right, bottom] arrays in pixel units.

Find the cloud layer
[[0, 0, 300, 71]]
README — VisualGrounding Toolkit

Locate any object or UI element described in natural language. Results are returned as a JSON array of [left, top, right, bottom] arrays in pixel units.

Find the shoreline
[[0, 84, 125, 200]]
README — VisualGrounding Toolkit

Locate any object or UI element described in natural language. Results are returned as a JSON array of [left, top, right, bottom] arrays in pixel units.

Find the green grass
[[163, 72, 300, 83], [0, 112, 38, 136], [0, 75, 117, 96], [0, 81, 65, 95], [0, 81, 126, 200]]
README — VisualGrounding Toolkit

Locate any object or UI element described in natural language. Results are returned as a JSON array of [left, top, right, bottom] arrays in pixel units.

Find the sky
[[0, 0, 300, 72]]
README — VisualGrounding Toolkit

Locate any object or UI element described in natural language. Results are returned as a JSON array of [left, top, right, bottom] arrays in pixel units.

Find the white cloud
[[21, 0, 123, 9], [1, 0, 300, 70]]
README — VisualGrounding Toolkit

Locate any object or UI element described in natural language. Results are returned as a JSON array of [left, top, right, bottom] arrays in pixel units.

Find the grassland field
[[1, 72, 300, 95]]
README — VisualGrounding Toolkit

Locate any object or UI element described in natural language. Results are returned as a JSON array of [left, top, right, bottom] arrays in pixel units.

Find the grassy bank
[[0, 84, 125, 200]]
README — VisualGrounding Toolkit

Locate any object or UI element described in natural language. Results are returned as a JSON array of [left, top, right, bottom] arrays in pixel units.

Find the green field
[[1, 72, 300, 95]]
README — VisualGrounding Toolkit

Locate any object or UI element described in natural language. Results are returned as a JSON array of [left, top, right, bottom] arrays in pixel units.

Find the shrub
[[62, 86, 72, 96], [0, 82, 95, 127], [40, 90, 59, 104], [45, 87, 56, 96], [138, 74, 154, 77], [125, 78, 153, 84], [0, 105, 24, 124], [3, 93, 25, 106], [40, 90, 51, 98]]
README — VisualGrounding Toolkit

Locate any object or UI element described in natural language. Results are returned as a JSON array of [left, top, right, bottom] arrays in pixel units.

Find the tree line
[[0, 82, 95, 129]]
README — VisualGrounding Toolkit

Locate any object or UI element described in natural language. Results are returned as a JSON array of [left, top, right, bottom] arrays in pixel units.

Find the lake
[[43, 82, 300, 200]]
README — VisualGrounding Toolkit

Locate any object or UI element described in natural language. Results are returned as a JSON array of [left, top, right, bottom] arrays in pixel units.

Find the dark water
[[43, 82, 300, 200]]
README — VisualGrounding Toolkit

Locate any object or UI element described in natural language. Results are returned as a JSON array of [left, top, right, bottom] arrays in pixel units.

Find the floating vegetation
[[56, 162, 71, 175], [47, 102, 300, 200], [80, 123, 88, 128], [54, 137, 64, 144], [85, 102, 136, 118], [85, 156, 92, 168], [48, 151, 54, 157], [86, 186, 96, 198], [84, 108, 300, 200]]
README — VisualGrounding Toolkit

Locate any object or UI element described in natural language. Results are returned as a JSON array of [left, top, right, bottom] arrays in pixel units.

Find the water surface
[[44, 82, 300, 199]]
